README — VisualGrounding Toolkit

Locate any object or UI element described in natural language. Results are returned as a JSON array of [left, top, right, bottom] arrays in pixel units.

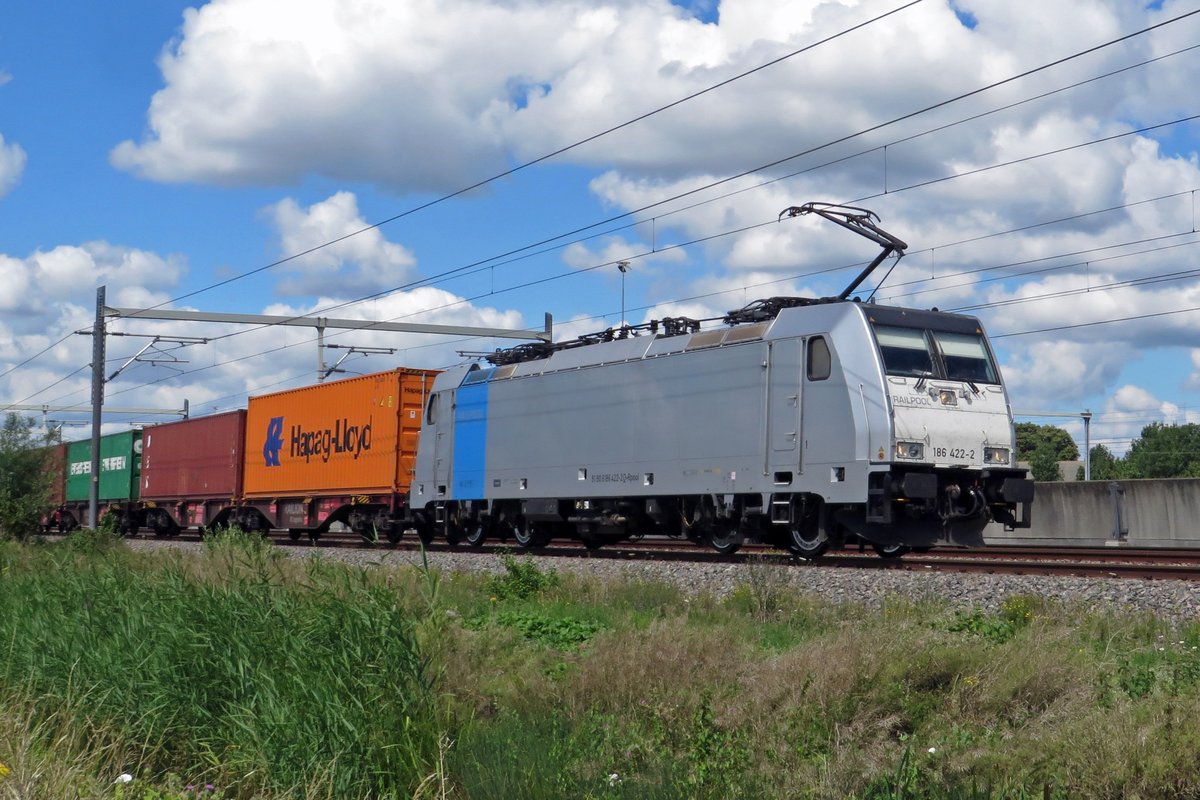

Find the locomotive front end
[[863, 307, 1033, 546]]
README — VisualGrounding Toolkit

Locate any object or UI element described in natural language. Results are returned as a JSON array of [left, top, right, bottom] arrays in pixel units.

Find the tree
[[1015, 422, 1079, 461], [1087, 443, 1122, 480], [1028, 444, 1062, 482], [0, 413, 54, 540], [1122, 423, 1200, 479]]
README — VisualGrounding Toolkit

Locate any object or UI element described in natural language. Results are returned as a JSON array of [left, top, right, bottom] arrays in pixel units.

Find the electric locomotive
[[409, 203, 1033, 556]]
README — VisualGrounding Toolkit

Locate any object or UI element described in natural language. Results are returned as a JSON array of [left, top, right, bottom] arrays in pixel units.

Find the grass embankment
[[1, 533, 1200, 799]]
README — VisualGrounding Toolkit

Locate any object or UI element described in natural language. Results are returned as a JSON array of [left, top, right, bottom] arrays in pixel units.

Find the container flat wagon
[[139, 410, 247, 535], [233, 368, 438, 540], [57, 430, 142, 532]]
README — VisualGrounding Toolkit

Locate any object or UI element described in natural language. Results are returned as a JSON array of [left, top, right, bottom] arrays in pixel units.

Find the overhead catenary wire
[[88, 4, 1200, 347], [11, 8, 1200, 415], [112, 0, 928, 321]]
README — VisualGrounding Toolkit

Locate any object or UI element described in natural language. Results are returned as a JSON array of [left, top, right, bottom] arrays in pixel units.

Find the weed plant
[[5, 538, 1200, 798]]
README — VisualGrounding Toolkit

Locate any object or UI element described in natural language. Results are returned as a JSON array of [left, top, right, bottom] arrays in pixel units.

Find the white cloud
[[0, 234, 529, 437], [115, 0, 1165, 190], [266, 191, 417, 296], [66, 0, 1200, 439], [0, 243, 183, 319], [0, 134, 27, 197], [1001, 339, 1132, 406]]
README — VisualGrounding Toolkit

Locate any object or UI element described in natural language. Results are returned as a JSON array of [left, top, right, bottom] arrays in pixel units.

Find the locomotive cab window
[[807, 336, 831, 381], [932, 331, 998, 384], [873, 325, 934, 378], [426, 393, 439, 424], [872, 324, 1000, 384]]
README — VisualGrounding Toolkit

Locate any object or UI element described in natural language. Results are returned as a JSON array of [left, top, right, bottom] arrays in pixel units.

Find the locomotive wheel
[[445, 522, 462, 547], [514, 521, 547, 548], [417, 525, 436, 545], [463, 520, 488, 547], [384, 526, 402, 544], [871, 543, 910, 559], [707, 521, 744, 555], [786, 525, 829, 559]]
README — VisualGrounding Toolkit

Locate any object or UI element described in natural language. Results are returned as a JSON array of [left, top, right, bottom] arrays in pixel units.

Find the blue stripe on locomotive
[[452, 378, 489, 498]]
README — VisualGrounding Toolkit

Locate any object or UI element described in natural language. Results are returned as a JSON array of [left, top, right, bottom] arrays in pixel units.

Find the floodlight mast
[[779, 202, 908, 300]]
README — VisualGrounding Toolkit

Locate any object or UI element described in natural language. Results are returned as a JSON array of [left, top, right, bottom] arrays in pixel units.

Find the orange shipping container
[[243, 368, 438, 498]]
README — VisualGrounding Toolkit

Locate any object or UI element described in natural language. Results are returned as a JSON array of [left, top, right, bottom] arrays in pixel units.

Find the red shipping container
[[141, 410, 246, 500], [243, 369, 437, 498]]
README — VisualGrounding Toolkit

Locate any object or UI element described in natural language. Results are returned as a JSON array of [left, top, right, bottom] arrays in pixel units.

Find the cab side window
[[426, 393, 439, 424], [807, 336, 831, 381]]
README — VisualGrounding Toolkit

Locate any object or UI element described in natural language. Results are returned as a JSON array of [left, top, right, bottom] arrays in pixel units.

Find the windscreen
[[874, 325, 935, 378], [932, 330, 998, 383], [873, 324, 999, 384]]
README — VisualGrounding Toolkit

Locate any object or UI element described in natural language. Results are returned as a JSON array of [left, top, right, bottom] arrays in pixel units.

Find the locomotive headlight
[[937, 390, 957, 406], [895, 441, 925, 460], [984, 447, 1011, 465]]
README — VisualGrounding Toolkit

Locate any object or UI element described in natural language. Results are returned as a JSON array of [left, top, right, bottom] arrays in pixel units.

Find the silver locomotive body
[[410, 300, 1033, 556]]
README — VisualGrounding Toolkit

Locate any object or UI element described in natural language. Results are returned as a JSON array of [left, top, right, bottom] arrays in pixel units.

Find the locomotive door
[[767, 339, 802, 467], [432, 389, 454, 492]]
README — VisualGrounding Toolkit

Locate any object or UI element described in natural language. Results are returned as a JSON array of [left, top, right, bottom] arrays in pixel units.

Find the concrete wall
[[986, 478, 1200, 548]]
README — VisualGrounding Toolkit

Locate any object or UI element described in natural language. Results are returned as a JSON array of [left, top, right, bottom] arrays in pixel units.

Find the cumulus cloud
[[266, 191, 417, 297], [0, 134, 27, 197], [0, 233, 529, 437], [0, 242, 184, 320], [89, 0, 1200, 440]]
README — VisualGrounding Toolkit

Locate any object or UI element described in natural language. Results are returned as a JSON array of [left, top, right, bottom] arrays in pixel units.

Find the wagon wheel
[[707, 519, 744, 555]]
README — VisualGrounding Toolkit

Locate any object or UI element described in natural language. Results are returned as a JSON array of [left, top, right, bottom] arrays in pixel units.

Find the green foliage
[[0, 413, 55, 540], [65, 526, 123, 554], [1122, 422, 1200, 478], [11, 540, 1200, 799], [1028, 445, 1062, 482], [1015, 422, 1079, 461], [946, 596, 1039, 644], [681, 693, 751, 796], [493, 610, 604, 649], [0, 539, 440, 797], [486, 553, 561, 600], [1086, 443, 1123, 480], [1107, 641, 1200, 700]]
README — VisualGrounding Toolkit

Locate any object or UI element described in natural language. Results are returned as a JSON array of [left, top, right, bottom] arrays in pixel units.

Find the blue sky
[[2, 0, 1200, 456]]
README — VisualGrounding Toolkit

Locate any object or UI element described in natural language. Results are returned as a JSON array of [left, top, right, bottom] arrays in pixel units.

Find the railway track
[[116, 529, 1200, 582]]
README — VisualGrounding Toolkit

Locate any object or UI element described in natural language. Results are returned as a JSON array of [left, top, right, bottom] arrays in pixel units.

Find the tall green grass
[[6, 536, 1200, 798], [0, 533, 440, 797]]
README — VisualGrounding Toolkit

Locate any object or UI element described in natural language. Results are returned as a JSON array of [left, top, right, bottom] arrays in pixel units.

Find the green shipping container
[[65, 431, 142, 503]]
